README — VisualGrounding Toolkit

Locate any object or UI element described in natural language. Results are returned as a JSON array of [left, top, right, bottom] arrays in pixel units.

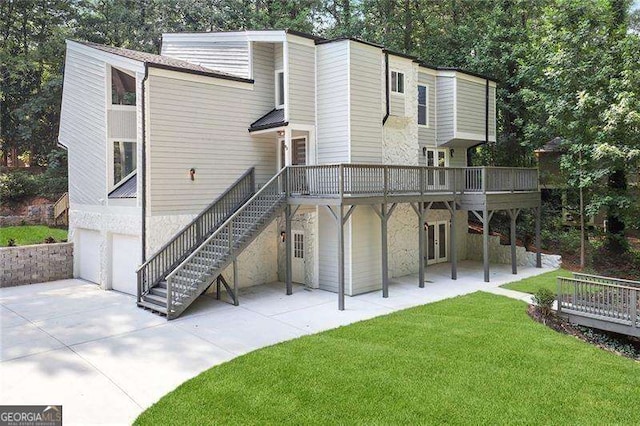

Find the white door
[[292, 231, 305, 284], [426, 220, 449, 265], [425, 148, 449, 190], [111, 234, 140, 295], [77, 229, 101, 284]]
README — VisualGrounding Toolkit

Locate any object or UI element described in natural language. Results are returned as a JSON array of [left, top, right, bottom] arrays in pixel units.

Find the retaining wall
[[0, 242, 73, 287]]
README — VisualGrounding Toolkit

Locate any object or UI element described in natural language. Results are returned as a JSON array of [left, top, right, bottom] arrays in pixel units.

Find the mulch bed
[[527, 305, 640, 362]]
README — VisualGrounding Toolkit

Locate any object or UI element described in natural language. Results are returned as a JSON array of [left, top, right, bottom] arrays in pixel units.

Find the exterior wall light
[[450, 149, 455, 157], [189, 168, 196, 181], [280, 231, 286, 242]]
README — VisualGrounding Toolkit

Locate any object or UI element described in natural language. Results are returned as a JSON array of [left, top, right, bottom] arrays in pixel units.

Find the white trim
[[455, 131, 497, 142], [283, 41, 290, 122], [248, 41, 254, 79], [107, 138, 138, 190], [453, 77, 458, 135], [67, 40, 145, 74], [286, 33, 316, 47], [162, 30, 287, 44], [390, 69, 405, 95], [275, 68, 284, 109], [436, 69, 497, 87], [426, 220, 450, 265], [288, 123, 316, 166], [147, 67, 254, 90], [347, 41, 352, 161]]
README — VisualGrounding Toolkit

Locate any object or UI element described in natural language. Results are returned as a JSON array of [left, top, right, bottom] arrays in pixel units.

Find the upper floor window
[[113, 140, 136, 186], [391, 70, 404, 94], [418, 84, 428, 126], [275, 70, 285, 109], [111, 67, 136, 106]]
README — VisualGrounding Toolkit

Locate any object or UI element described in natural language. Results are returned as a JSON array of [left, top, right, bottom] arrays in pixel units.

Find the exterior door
[[292, 231, 305, 284], [426, 220, 449, 265], [425, 148, 448, 190]]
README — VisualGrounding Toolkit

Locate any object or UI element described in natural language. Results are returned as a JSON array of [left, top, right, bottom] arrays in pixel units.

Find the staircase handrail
[[166, 167, 287, 284], [137, 167, 255, 300]]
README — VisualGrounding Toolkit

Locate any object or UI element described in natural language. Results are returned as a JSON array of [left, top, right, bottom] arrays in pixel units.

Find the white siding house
[[59, 30, 538, 319]]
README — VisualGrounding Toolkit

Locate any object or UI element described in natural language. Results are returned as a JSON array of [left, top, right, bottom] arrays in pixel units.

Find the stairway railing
[[136, 167, 255, 302], [53, 192, 69, 226], [165, 167, 287, 318]]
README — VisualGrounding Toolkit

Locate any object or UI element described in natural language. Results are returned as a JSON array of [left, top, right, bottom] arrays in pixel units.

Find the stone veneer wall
[[466, 233, 562, 268], [0, 242, 73, 287]]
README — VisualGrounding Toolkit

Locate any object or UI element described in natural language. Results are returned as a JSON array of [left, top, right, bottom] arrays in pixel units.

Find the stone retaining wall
[[0, 242, 73, 287], [467, 233, 562, 268], [0, 204, 54, 227]]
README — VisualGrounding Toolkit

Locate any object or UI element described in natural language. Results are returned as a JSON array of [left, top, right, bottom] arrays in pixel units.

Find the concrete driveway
[[0, 262, 552, 425]]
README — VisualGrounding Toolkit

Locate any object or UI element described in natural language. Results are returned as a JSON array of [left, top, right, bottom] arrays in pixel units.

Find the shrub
[[533, 287, 556, 321], [0, 171, 38, 203], [7, 238, 16, 247], [43, 236, 56, 244]]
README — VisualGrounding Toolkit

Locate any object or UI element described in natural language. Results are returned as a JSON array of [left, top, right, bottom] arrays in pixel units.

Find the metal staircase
[[137, 168, 287, 319]]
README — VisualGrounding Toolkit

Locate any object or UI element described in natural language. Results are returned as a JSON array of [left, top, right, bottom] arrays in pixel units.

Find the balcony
[[284, 164, 539, 209]]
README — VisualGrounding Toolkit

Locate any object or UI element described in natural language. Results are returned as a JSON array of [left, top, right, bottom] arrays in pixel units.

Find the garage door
[[111, 234, 141, 296], [77, 229, 101, 284]]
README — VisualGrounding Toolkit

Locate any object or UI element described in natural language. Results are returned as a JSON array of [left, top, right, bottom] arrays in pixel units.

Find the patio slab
[[0, 261, 554, 425]]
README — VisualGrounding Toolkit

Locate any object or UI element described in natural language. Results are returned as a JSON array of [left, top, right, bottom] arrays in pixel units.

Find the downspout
[[382, 52, 390, 124], [141, 64, 149, 262]]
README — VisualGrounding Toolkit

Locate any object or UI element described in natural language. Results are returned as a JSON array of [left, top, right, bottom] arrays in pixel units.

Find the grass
[[136, 292, 640, 425], [0, 225, 67, 247], [501, 268, 572, 294]]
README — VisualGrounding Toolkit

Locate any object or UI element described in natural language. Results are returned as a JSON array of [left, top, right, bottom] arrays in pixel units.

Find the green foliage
[[533, 287, 556, 317], [0, 171, 38, 202], [0, 226, 67, 247]]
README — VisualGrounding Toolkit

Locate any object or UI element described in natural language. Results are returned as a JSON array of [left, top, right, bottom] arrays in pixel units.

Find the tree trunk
[[605, 168, 627, 253]]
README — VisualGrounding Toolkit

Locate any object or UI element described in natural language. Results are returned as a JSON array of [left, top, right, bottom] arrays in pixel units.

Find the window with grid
[[294, 233, 304, 259]]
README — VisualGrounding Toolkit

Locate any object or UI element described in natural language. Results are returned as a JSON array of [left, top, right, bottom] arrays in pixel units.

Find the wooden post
[[381, 204, 389, 298], [535, 205, 542, 268], [510, 209, 518, 275], [450, 201, 457, 280], [338, 204, 345, 311], [418, 202, 425, 288], [631, 289, 637, 329], [285, 205, 293, 295], [483, 208, 490, 282]]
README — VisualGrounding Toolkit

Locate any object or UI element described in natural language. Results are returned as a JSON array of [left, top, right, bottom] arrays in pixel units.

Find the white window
[[391, 70, 404, 94], [112, 140, 136, 186], [418, 85, 428, 126], [275, 70, 285, 109]]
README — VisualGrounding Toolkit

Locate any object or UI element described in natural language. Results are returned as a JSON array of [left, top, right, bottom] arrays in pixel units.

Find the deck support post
[[381, 204, 389, 298], [535, 205, 542, 268], [448, 201, 457, 280], [232, 259, 239, 306], [483, 208, 490, 282], [418, 202, 426, 288], [337, 204, 345, 310], [285, 205, 293, 295], [509, 208, 520, 275]]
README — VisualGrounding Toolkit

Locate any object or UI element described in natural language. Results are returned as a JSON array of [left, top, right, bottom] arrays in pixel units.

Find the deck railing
[[557, 276, 640, 328], [286, 165, 538, 197], [52, 192, 69, 226], [136, 167, 255, 302]]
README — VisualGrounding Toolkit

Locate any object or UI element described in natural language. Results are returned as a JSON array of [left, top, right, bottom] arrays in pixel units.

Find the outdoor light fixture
[[280, 231, 286, 242], [424, 222, 428, 231], [189, 168, 196, 181], [277, 130, 285, 137], [422, 147, 427, 156], [450, 148, 455, 157]]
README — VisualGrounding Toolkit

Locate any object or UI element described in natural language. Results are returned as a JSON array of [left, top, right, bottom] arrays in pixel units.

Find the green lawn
[[501, 268, 572, 294], [0, 225, 67, 247], [136, 292, 640, 425]]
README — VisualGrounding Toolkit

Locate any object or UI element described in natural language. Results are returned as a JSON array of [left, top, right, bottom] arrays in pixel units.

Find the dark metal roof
[[248, 108, 287, 132], [108, 173, 137, 199], [76, 41, 254, 83]]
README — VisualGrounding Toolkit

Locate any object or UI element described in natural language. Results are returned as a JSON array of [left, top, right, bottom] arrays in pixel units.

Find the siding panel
[[287, 41, 315, 125], [59, 48, 107, 205], [349, 42, 383, 163], [147, 42, 276, 216], [456, 78, 496, 138], [436, 76, 454, 144], [316, 42, 349, 164], [161, 40, 250, 79], [417, 72, 436, 146]]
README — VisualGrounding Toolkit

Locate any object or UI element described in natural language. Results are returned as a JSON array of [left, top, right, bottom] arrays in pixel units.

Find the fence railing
[[286, 165, 538, 197], [136, 167, 255, 302], [53, 192, 69, 225], [557, 276, 640, 327], [165, 168, 287, 318]]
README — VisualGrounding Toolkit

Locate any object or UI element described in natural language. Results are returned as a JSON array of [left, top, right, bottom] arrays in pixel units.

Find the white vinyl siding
[[274, 43, 283, 71], [59, 48, 107, 205], [147, 44, 276, 216], [349, 41, 383, 163], [436, 76, 455, 144], [107, 109, 136, 140], [161, 39, 250, 79], [418, 71, 436, 146], [317, 207, 352, 293], [456, 78, 496, 139], [287, 41, 315, 125], [316, 41, 349, 163], [349, 208, 382, 295]]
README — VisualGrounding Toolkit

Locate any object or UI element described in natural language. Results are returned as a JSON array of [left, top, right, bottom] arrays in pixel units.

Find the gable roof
[[76, 41, 254, 83]]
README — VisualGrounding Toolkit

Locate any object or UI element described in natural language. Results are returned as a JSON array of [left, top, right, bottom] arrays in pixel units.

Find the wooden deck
[[557, 273, 640, 337]]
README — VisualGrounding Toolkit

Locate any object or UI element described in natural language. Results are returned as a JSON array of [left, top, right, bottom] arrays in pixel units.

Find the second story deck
[[284, 165, 540, 210]]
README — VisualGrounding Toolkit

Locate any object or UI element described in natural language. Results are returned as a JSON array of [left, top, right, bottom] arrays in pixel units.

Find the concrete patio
[[0, 261, 553, 425]]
